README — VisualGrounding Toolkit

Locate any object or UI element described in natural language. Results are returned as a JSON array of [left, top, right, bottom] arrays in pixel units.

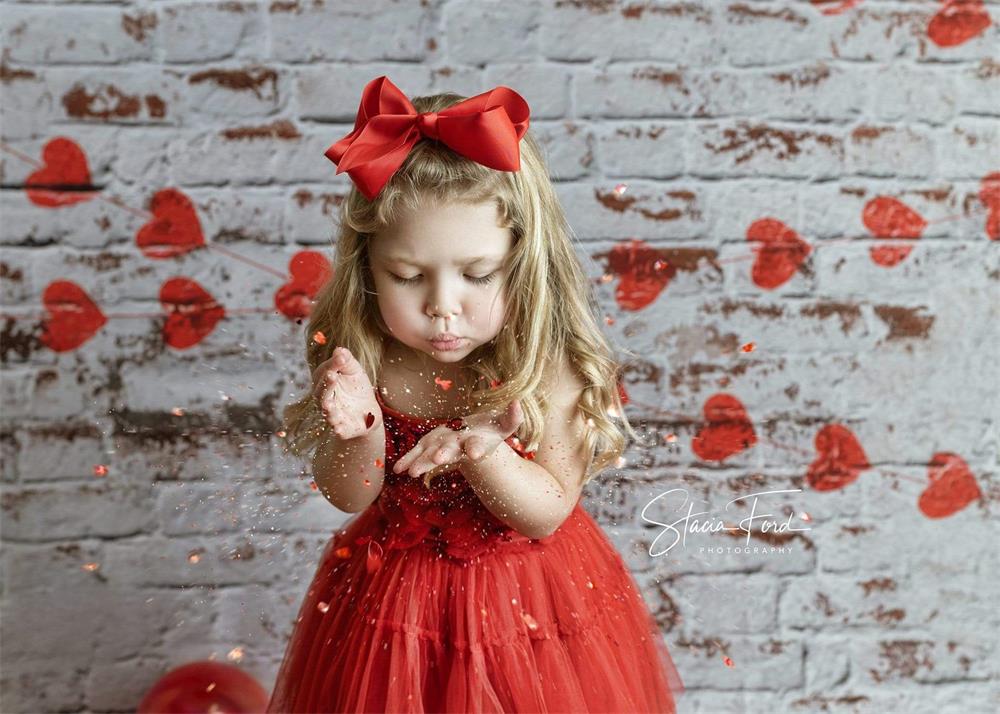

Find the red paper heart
[[159, 278, 226, 349], [274, 250, 333, 319], [927, 0, 991, 48], [746, 218, 812, 290], [616, 378, 629, 407], [691, 394, 757, 462], [809, 0, 863, 15], [26, 137, 97, 208], [806, 424, 870, 491], [136, 188, 206, 259], [40, 280, 107, 352], [862, 196, 927, 267], [980, 171, 1000, 241], [607, 239, 675, 311], [918, 452, 981, 518]]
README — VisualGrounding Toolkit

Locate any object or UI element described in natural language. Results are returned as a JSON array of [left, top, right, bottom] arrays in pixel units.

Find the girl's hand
[[392, 400, 524, 486], [311, 346, 381, 440]]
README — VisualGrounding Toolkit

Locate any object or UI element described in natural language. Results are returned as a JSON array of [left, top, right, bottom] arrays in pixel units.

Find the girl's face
[[369, 199, 512, 367]]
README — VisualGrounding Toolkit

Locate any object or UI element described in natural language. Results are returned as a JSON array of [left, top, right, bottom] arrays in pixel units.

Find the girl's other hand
[[311, 346, 381, 440], [392, 399, 524, 484]]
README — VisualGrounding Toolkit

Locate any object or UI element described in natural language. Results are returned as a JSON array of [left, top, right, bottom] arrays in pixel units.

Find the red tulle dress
[[266, 389, 685, 713]]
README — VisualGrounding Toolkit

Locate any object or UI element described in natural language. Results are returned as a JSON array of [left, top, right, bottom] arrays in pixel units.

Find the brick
[[1, 6, 154, 65], [936, 119, 1000, 179], [485, 64, 571, 120], [85, 657, 169, 712], [156, 481, 244, 535], [160, 1, 265, 63], [44, 65, 186, 125], [669, 634, 804, 690], [182, 65, 287, 119], [556, 185, 708, 241], [0, 657, 88, 713], [689, 121, 846, 179], [268, 0, 429, 63], [846, 124, 937, 179], [690, 63, 869, 123], [1, 480, 155, 540], [102, 533, 292, 587], [214, 583, 302, 653], [541, 2, 718, 65], [444, 0, 539, 65], [596, 122, 686, 179], [575, 66, 705, 118]]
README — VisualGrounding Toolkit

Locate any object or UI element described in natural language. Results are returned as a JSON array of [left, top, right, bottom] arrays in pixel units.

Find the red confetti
[[434, 376, 453, 391], [312, 330, 326, 344], [366, 540, 384, 575]]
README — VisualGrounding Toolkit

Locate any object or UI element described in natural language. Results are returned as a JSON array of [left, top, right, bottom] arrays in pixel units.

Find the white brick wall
[[2, 1, 999, 712]]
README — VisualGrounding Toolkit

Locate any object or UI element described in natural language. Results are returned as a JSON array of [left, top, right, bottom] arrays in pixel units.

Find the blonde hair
[[281, 88, 639, 486]]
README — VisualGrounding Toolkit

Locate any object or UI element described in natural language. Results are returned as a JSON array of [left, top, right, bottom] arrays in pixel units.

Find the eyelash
[[388, 272, 498, 286]]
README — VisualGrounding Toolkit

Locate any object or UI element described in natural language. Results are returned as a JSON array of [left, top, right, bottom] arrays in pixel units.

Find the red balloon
[[138, 661, 269, 714]]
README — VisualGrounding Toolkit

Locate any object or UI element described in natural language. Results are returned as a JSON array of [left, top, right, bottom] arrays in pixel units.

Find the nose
[[424, 276, 463, 322]]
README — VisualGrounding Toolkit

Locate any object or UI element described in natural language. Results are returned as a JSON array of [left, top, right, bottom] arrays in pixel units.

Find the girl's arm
[[462, 357, 590, 539], [312, 416, 386, 513], [462, 441, 578, 539]]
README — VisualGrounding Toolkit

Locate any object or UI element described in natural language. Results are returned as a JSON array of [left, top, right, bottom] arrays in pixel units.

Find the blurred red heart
[[746, 218, 812, 290], [275, 250, 333, 319], [806, 424, 870, 491], [607, 239, 675, 311], [927, 0, 991, 47], [137, 660, 269, 714], [40, 280, 107, 352], [980, 171, 1000, 241], [159, 277, 226, 348], [918, 452, 981, 518], [137, 188, 206, 259], [863, 196, 927, 267], [616, 378, 629, 407], [25, 137, 97, 208], [691, 394, 757, 462]]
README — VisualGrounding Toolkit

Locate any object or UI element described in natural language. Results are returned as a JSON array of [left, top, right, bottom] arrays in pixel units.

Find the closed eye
[[388, 272, 498, 286]]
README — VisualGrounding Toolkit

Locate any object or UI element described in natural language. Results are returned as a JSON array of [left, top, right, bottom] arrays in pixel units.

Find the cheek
[[374, 284, 411, 328], [476, 286, 507, 329]]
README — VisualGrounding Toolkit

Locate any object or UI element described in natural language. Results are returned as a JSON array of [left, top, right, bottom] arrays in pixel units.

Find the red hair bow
[[324, 75, 531, 201]]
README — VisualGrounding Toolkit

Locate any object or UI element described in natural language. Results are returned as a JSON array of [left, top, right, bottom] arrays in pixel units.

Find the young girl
[[267, 75, 685, 713]]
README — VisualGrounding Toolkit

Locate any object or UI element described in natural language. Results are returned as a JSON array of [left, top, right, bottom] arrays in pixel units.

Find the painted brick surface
[[1, 1, 999, 712]]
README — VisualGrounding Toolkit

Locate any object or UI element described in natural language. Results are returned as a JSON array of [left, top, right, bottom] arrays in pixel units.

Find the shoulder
[[533, 352, 591, 506], [545, 352, 586, 408]]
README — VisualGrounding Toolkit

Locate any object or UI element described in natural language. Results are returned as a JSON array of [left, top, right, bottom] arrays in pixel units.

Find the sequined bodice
[[373, 389, 546, 561]]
